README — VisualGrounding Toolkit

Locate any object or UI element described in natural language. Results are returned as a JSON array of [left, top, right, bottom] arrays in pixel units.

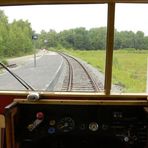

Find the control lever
[[27, 112, 44, 131]]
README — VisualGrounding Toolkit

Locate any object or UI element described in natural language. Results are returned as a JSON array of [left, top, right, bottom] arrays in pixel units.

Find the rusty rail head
[[58, 52, 73, 91]]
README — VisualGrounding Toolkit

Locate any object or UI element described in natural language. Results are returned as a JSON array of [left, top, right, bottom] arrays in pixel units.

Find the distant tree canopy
[[0, 10, 33, 57], [37, 27, 148, 50], [1, 9, 148, 59], [37, 27, 107, 50]]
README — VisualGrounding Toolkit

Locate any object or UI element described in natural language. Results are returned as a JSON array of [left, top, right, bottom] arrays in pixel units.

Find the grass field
[[64, 49, 148, 93]]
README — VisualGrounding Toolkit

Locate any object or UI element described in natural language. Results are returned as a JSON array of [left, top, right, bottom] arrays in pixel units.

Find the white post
[[32, 34, 38, 67], [34, 48, 36, 67]]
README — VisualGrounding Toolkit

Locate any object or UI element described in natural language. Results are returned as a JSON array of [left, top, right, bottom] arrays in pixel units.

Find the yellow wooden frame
[[1, 0, 148, 5], [0, 115, 5, 128], [0, 0, 148, 98]]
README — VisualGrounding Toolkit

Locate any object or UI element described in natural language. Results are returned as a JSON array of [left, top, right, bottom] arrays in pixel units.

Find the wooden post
[[104, 2, 115, 95], [0, 115, 5, 148]]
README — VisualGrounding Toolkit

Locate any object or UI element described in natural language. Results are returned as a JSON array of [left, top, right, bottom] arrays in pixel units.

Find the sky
[[1, 4, 148, 35]]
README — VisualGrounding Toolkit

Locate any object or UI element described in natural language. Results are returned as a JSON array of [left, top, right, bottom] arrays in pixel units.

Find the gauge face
[[89, 122, 99, 132], [57, 117, 75, 132], [49, 120, 56, 126]]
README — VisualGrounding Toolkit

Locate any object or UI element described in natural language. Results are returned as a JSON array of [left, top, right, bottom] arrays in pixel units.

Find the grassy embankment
[[62, 49, 148, 93]]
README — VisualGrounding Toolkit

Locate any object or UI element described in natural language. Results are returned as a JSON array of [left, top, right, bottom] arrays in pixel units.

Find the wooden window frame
[[0, 0, 148, 96]]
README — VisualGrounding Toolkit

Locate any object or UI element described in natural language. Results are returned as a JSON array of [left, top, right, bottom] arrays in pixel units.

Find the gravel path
[[0, 50, 63, 91]]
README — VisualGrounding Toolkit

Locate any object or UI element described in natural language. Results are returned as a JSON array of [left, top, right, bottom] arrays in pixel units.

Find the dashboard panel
[[9, 104, 148, 148]]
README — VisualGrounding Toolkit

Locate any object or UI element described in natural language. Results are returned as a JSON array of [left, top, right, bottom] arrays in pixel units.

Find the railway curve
[[58, 52, 102, 92]]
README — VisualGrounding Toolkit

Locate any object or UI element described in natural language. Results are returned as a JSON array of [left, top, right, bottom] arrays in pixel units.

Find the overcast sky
[[1, 4, 148, 35]]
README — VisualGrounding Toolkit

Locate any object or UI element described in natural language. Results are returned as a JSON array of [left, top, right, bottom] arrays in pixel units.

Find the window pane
[[112, 4, 148, 93], [0, 4, 107, 92]]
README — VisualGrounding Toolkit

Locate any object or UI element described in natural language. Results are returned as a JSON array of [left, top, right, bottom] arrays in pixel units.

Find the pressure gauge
[[89, 122, 99, 132]]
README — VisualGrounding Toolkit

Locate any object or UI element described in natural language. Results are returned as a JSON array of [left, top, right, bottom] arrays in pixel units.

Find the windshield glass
[[0, 4, 107, 92], [112, 4, 148, 93]]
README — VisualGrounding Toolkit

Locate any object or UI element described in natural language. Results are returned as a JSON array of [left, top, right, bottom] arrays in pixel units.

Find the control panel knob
[[124, 136, 129, 142], [36, 112, 44, 120], [49, 120, 56, 126], [27, 112, 44, 131], [48, 127, 55, 134]]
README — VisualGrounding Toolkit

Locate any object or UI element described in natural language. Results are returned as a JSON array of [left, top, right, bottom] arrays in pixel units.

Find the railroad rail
[[59, 52, 101, 92]]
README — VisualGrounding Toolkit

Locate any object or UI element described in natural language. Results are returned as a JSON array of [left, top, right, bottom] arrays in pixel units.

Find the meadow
[[64, 49, 148, 93]]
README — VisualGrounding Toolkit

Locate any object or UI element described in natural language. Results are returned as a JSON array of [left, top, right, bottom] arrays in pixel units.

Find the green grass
[[0, 58, 8, 65], [112, 50, 148, 92], [66, 50, 105, 73], [60, 49, 148, 93]]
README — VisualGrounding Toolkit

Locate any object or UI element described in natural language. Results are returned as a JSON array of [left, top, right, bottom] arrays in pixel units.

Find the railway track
[[59, 52, 101, 92]]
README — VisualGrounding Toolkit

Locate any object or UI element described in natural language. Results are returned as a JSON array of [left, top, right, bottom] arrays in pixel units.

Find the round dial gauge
[[57, 117, 75, 132], [89, 122, 99, 132]]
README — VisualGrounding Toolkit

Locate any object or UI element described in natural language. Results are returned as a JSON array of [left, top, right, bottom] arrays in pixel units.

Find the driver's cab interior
[[0, 0, 148, 148]]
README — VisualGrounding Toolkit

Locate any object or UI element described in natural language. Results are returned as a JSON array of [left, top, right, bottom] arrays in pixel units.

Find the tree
[[115, 31, 136, 49], [143, 36, 148, 49], [0, 10, 9, 57], [73, 27, 91, 50], [135, 31, 144, 50], [8, 19, 33, 56], [89, 27, 107, 50], [58, 29, 75, 49], [46, 29, 57, 48], [37, 30, 47, 49]]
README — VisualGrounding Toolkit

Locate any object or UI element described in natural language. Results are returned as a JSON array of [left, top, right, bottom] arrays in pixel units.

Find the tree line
[[1, 9, 148, 59], [37, 28, 148, 50]]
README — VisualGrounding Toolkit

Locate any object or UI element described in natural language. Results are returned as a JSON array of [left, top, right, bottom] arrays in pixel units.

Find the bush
[[1, 58, 8, 66]]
